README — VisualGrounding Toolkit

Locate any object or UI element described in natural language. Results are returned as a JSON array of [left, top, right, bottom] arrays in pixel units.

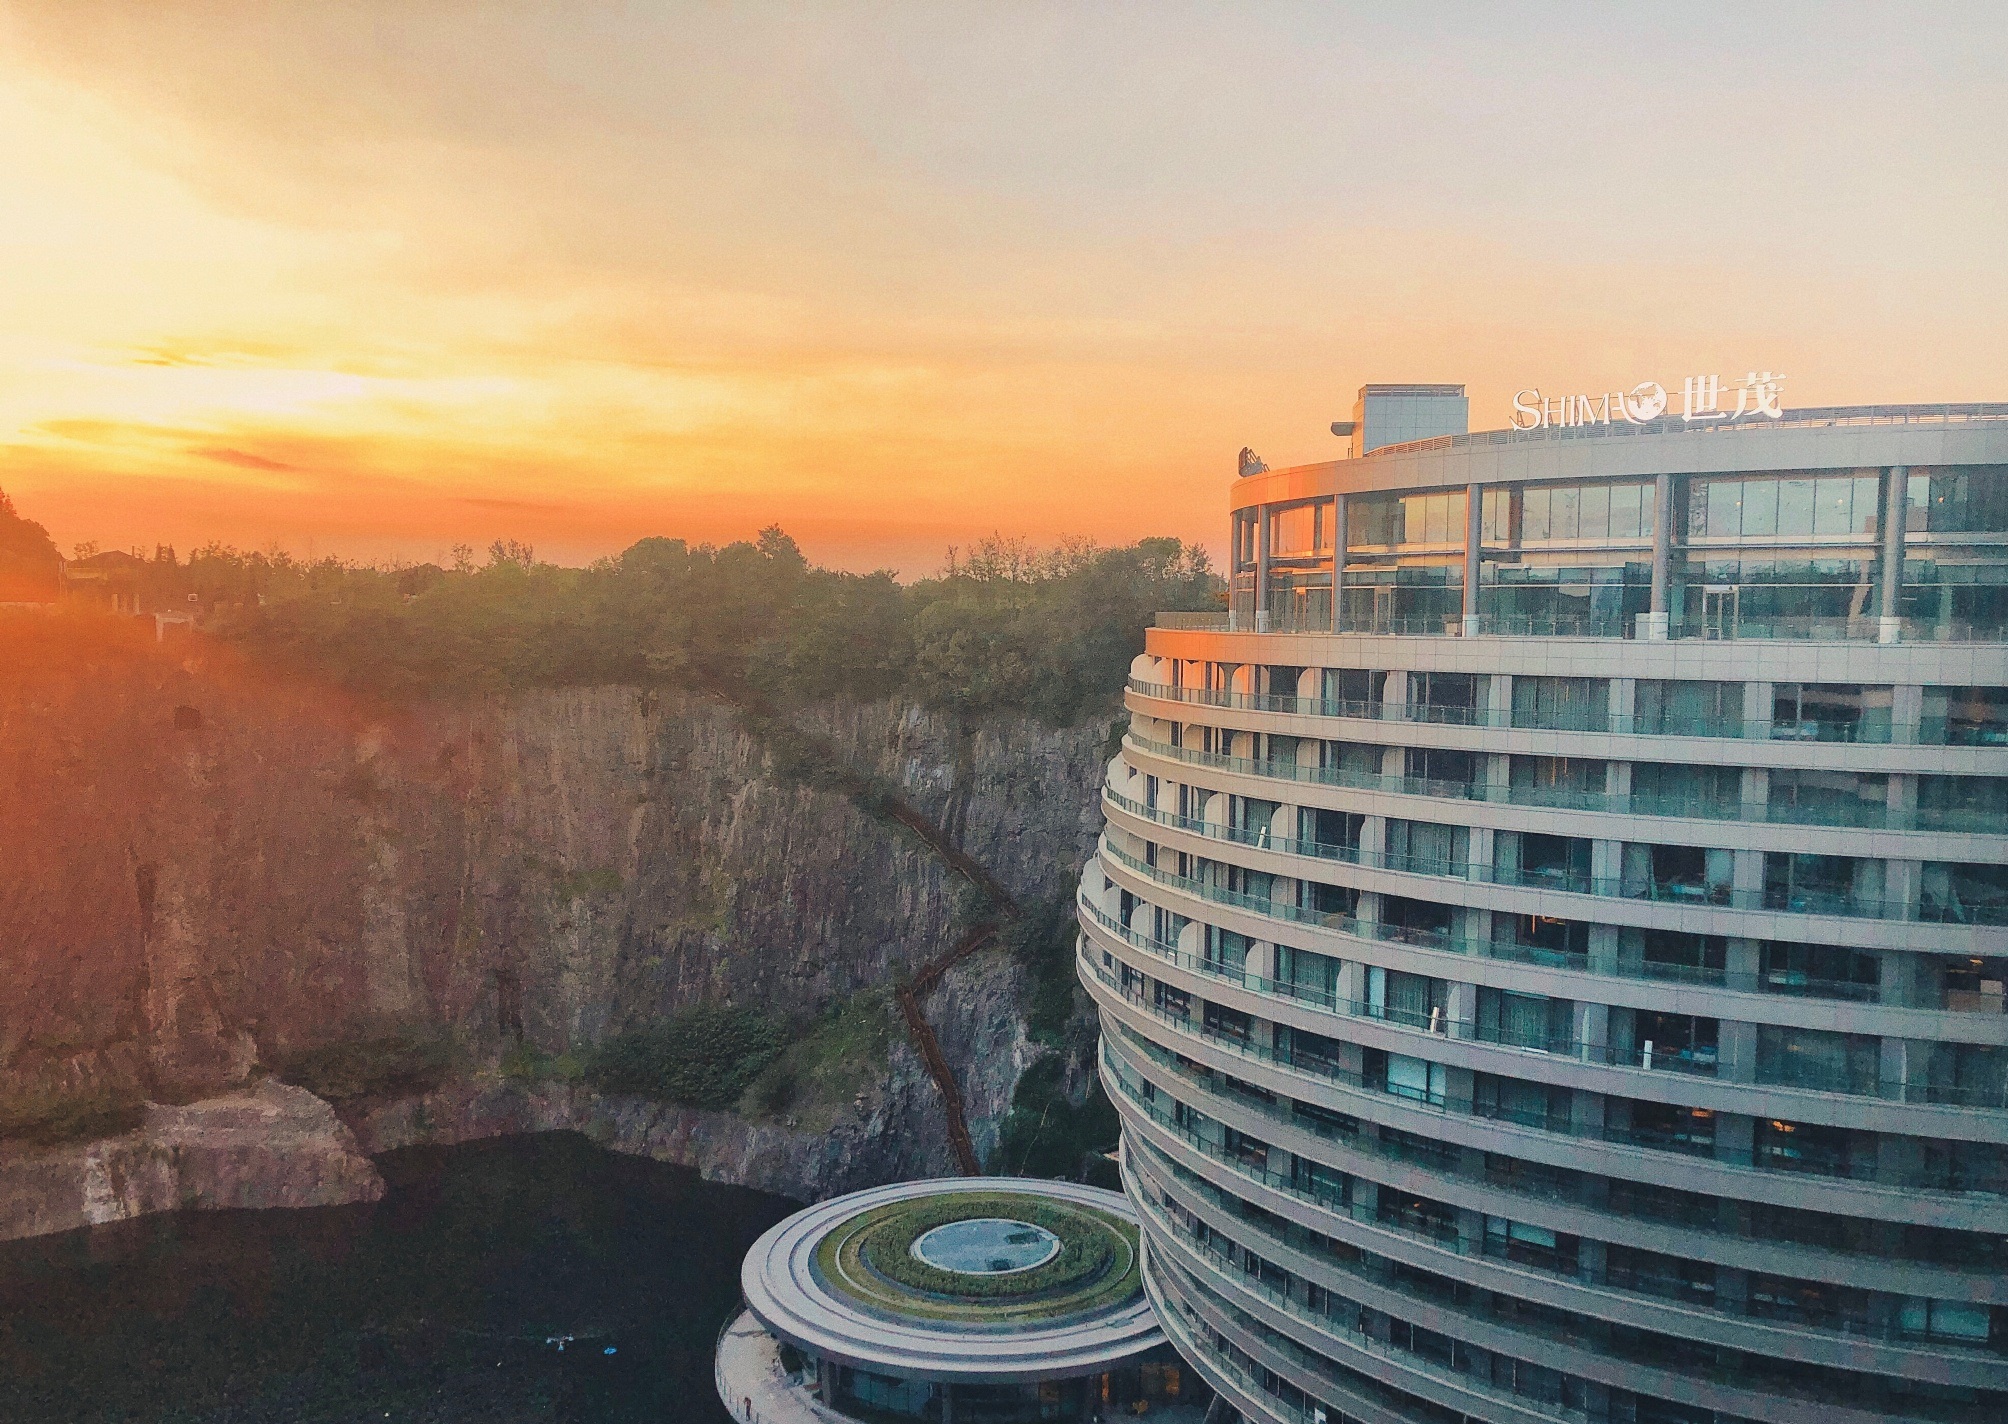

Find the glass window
[[1523, 486, 1552, 543], [1481, 487, 1511, 542], [1854, 475, 1880, 532], [1635, 679, 1742, 735], [1347, 491, 1466, 550], [1761, 942, 1879, 998], [1922, 863, 2008, 925], [1921, 687, 2008, 746], [1385, 818, 1467, 875], [1420, 492, 1446, 545], [1763, 853, 1864, 914], [1706, 481, 1742, 538], [1347, 493, 1399, 548], [1510, 755, 1606, 794], [1771, 683, 1892, 742], [1901, 558, 2008, 640], [1609, 481, 1646, 539], [1408, 670, 1479, 712], [1813, 477, 1854, 535], [1578, 483, 1610, 540], [1741, 478, 1778, 537], [1550, 484, 1580, 540], [1276, 947, 1341, 1007], [1270, 501, 1323, 555], [1689, 472, 1881, 543], [1405, 746, 1478, 787], [1768, 767, 1887, 824], [1384, 1053, 1447, 1106], [1757, 1025, 1878, 1094], [1631, 762, 1740, 814], [1901, 1298, 1994, 1343], [1511, 677, 1609, 731], [1757, 1117, 1861, 1177], [1778, 477, 1817, 536], [1478, 988, 1573, 1053], [1909, 466, 2008, 535]]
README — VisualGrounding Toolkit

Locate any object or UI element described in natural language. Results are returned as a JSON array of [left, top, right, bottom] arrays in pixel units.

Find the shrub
[[586, 1004, 781, 1110], [852, 1193, 1127, 1300], [995, 1055, 1120, 1185], [274, 1029, 457, 1103], [499, 1042, 584, 1084], [0, 1086, 147, 1146]]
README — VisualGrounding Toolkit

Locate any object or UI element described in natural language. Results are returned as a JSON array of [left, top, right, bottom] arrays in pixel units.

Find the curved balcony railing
[[1080, 876, 2008, 1114], [1121, 733, 2006, 846], [1114, 743, 2007, 923], [1110, 1049, 2008, 1367], [1081, 921, 2008, 1196], [1103, 786, 1996, 938], [1107, 1010, 2008, 1282], [1083, 892, 1712, 1077], [1099, 832, 2007, 1014], [1127, 678, 1921, 748], [1130, 1142, 2008, 1405], [1139, 1199, 1601, 1424]]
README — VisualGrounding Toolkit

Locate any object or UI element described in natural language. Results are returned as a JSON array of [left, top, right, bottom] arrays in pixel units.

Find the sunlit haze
[[2, 3, 2003, 573]]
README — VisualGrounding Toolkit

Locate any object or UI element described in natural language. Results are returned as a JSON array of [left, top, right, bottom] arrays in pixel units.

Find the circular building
[[716, 1176, 1203, 1423]]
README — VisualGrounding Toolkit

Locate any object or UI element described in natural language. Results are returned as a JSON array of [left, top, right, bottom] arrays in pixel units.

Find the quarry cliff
[[0, 625, 1113, 1238]]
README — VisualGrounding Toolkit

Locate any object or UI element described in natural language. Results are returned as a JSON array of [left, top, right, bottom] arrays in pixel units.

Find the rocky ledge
[[0, 1079, 385, 1243]]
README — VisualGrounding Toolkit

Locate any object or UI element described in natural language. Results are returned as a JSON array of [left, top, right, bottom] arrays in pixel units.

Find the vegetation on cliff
[[272, 1030, 461, 1105], [0, 488, 61, 603], [585, 1005, 783, 1111], [113, 527, 1218, 725]]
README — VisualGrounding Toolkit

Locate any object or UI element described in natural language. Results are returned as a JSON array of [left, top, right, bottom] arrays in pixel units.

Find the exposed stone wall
[[0, 634, 1109, 1234], [0, 1081, 383, 1243]]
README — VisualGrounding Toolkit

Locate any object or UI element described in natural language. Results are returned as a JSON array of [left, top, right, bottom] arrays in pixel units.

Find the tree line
[[127, 526, 1219, 724]]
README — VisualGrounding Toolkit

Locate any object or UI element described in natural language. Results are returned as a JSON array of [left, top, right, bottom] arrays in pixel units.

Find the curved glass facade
[[1087, 407, 2008, 1424]]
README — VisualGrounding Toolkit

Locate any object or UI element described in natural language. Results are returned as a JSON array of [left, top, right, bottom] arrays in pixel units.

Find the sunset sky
[[2, 4, 2003, 574]]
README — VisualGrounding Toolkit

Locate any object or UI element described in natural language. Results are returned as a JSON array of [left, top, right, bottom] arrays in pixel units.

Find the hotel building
[[1080, 389, 2008, 1424]]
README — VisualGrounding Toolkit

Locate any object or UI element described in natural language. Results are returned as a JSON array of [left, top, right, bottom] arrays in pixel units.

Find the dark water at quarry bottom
[[0, 1133, 798, 1424]]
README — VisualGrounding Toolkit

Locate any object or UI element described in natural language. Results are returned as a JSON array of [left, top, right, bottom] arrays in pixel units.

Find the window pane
[[1742, 479, 1778, 537], [1524, 487, 1552, 542], [1779, 477, 1817, 536], [1552, 485, 1580, 540], [1579, 483, 1610, 541], [1271, 502, 1318, 555], [1482, 488, 1510, 542], [1814, 477, 1854, 536], [1853, 476, 1881, 536], [1706, 481, 1741, 538], [1609, 482, 1644, 539]]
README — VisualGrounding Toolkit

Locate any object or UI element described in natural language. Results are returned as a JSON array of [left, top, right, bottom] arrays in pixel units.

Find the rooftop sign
[[1511, 372, 1785, 432]]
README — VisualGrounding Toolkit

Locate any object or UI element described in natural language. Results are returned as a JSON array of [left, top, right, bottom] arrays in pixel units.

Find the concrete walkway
[[715, 1308, 852, 1424], [716, 1306, 1214, 1424]]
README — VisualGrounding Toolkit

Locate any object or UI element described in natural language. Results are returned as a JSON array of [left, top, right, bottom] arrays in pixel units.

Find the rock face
[[0, 1079, 384, 1243], [0, 629, 1110, 1235], [344, 947, 1039, 1205]]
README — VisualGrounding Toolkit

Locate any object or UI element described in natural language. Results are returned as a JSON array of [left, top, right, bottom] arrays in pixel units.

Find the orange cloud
[[0, 5, 2001, 574]]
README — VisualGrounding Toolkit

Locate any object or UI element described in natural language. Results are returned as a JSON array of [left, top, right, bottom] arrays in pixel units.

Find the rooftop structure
[[1082, 397, 2008, 1424], [1347, 384, 1469, 459], [717, 1177, 1204, 1423]]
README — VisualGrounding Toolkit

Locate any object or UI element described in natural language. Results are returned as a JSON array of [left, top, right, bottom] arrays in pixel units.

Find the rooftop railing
[[1125, 678, 1915, 745], [1357, 403, 2008, 462], [1159, 609, 2007, 644]]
